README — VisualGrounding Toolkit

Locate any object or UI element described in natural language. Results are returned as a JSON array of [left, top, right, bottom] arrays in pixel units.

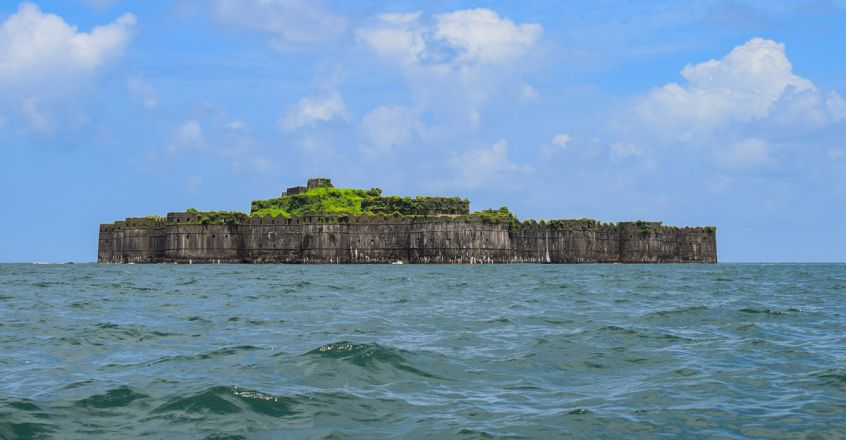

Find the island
[[98, 178, 717, 264]]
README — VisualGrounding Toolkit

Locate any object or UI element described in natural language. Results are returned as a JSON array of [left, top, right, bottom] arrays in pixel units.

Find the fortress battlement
[[98, 178, 717, 264]]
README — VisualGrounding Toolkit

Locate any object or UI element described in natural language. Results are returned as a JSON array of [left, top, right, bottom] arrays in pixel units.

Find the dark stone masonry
[[98, 179, 717, 264]]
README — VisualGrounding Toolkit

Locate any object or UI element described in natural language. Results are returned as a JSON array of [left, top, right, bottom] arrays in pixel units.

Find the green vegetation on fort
[[472, 207, 520, 232], [198, 211, 246, 225], [154, 185, 719, 233], [250, 187, 383, 217], [474, 207, 518, 223], [249, 187, 469, 218], [547, 218, 605, 231], [180, 208, 246, 225], [362, 196, 469, 215], [636, 220, 655, 235]]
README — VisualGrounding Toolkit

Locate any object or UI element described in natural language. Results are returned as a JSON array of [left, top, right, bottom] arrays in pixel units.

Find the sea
[[0, 263, 844, 439]]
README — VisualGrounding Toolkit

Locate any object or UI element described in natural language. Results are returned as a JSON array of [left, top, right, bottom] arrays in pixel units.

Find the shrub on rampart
[[473, 207, 519, 231], [547, 218, 602, 231], [196, 211, 247, 225], [362, 196, 469, 215]]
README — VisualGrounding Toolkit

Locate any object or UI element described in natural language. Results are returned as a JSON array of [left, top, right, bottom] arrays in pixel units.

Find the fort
[[98, 178, 717, 264]]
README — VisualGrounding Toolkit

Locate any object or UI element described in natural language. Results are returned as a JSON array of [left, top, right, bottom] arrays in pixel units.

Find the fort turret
[[307, 177, 333, 190], [284, 177, 333, 196]]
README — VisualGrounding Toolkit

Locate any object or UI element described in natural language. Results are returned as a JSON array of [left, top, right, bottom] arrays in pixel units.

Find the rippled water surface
[[1, 263, 845, 439]]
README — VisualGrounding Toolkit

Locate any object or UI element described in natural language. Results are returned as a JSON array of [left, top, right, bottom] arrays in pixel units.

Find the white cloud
[[21, 97, 56, 135], [360, 105, 420, 155], [766, 87, 829, 130], [828, 91, 846, 122], [358, 8, 542, 67], [636, 38, 816, 142], [445, 139, 527, 189], [434, 8, 543, 64], [355, 12, 425, 66], [716, 138, 771, 169], [552, 134, 571, 148], [127, 76, 157, 109], [680, 38, 812, 98], [0, 3, 135, 82], [169, 121, 204, 153], [540, 133, 571, 158], [280, 91, 346, 131], [0, 3, 135, 133], [610, 142, 641, 161], [354, 8, 543, 158], [213, 0, 346, 48]]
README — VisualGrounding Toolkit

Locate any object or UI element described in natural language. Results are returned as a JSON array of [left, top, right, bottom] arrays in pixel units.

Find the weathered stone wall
[[307, 178, 333, 190], [284, 186, 306, 196], [409, 218, 513, 263], [98, 215, 717, 264], [98, 219, 167, 263]]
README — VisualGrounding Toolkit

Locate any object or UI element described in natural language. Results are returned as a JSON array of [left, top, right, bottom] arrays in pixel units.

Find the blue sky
[[1, 0, 845, 262]]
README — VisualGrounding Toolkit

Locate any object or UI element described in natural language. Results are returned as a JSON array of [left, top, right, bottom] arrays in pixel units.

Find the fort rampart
[[98, 214, 717, 264]]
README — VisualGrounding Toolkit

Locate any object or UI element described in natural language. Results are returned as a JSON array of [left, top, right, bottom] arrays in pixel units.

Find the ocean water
[[0, 263, 844, 439]]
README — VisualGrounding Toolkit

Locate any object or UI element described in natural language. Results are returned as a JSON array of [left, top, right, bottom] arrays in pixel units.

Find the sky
[[1, 0, 845, 263]]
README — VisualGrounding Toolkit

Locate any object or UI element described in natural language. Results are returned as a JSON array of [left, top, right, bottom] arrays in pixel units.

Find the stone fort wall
[[98, 214, 717, 264]]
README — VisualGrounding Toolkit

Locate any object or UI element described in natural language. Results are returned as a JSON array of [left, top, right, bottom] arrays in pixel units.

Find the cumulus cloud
[[623, 37, 846, 180], [434, 8, 542, 64], [444, 139, 528, 189], [766, 86, 829, 130], [21, 97, 56, 135], [355, 12, 425, 66], [716, 138, 772, 170], [0, 2, 135, 134], [636, 38, 817, 142], [360, 105, 420, 155], [540, 133, 571, 158], [355, 8, 544, 161], [357, 8, 542, 67], [213, 0, 346, 48], [610, 142, 641, 162], [279, 91, 346, 131], [0, 3, 135, 83], [156, 117, 274, 176], [828, 91, 846, 122]]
